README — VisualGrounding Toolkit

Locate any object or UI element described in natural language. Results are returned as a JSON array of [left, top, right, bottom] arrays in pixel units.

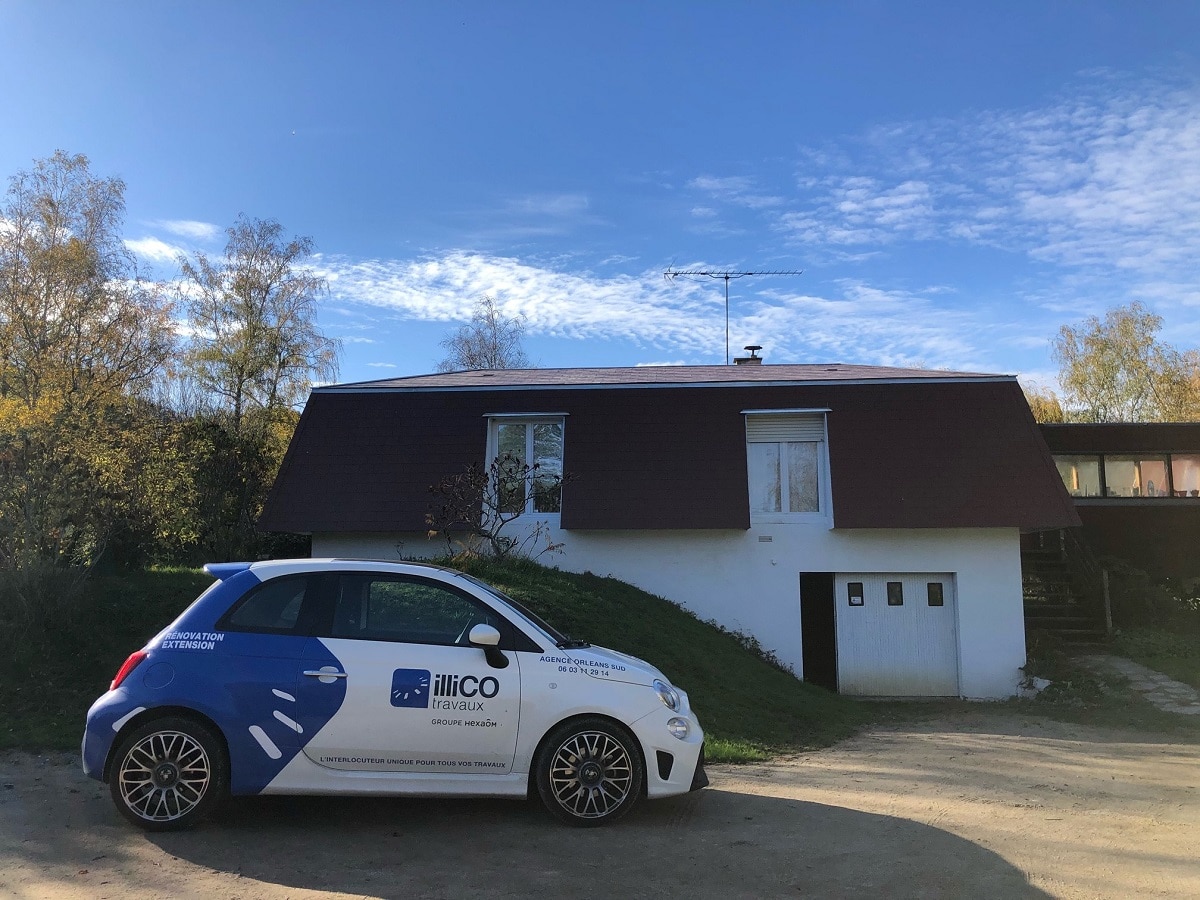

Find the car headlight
[[653, 678, 680, 711]]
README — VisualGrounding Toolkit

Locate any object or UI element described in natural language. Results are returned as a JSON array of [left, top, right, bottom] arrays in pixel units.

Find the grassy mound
[[0, 568, 213, 751], [1, 560, 874, 761], [456, 556, 873, 760]]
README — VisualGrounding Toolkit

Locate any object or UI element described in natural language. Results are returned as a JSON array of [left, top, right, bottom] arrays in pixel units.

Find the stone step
[[1025, 615, 1100, 627]]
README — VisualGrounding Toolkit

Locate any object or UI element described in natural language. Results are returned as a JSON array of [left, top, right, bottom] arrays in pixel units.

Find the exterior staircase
[[1022, 538, 1110, 650]]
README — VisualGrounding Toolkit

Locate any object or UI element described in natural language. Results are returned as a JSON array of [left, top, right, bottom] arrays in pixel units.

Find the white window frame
[[484, 414, 568, 520], [743, 409, 832, 525]]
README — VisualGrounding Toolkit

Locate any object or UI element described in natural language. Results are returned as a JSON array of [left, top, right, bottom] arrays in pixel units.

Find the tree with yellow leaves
[[0, 152, 176, 581]]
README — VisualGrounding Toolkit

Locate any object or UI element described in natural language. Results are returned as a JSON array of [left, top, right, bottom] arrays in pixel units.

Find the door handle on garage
[[303, 669, 347, 678]]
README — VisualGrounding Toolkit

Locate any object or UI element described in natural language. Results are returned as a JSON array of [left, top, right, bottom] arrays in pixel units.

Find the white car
[[83, 559, 707, 829]]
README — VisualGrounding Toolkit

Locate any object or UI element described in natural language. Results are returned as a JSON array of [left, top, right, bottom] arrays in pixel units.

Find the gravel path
[[3, 711, 1198, 899]]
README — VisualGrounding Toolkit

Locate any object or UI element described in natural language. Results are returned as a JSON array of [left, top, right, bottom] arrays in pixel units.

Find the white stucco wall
[[313, 523, 1027, 699]]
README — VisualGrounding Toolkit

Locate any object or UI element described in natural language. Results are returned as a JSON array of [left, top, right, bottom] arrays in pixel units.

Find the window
[[1055, 455, 1102, 498], [927, 582, 944, 607], [745, 412, 827, 519], [489, 416, 565, 515], [1104, 455, 1169, 497], [847, 582, 865, 606], [1052, 452, 1200, 499], [330, 575, 502, 646], [220, 575, 311, 634], [1171, 455, 1200, 497], [887, 582, 904, 606]]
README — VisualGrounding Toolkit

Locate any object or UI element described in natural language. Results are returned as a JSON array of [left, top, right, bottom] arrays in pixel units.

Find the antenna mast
[[664, 267, 804, 364]]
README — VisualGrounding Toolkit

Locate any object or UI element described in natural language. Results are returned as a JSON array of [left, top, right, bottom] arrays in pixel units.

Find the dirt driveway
[[2, 711, 1197, 899]]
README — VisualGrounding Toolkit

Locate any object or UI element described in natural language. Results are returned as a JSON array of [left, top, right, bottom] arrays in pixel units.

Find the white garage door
[[834, 573, 959, 696]]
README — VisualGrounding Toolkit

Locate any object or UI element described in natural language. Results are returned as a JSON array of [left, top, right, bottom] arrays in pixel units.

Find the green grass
[[1009, 633, 1200, 738], [455, 556, 879, 760], [8, 560, 1200, 759], [0, 559, 879, 760], [0, 568, 212, 751]]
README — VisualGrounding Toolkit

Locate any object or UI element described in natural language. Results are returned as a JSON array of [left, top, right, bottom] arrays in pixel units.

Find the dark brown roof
[[261, 365, 1078, 535], [325, 363, 1007, 392]]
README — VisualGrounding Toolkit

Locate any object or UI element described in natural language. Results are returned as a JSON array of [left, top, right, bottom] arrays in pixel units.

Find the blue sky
[[3, 2, 1199, 389]]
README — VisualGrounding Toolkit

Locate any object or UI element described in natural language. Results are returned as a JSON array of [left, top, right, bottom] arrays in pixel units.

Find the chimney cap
[[734, 345, 764, 366]]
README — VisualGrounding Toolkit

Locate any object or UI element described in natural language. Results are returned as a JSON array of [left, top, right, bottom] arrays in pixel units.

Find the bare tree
[[435, 295, 531, 372], [426, 454, 571, 559]]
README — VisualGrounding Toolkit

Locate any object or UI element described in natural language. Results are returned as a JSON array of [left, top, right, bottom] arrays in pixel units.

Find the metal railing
[[1059, 528, 1113, 636]]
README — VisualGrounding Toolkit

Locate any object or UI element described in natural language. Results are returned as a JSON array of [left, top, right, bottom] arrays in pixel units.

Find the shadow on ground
[[145, 789, 1046, 899]]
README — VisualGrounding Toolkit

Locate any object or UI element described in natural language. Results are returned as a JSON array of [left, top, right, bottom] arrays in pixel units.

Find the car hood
[[555, 644, 669, 687]]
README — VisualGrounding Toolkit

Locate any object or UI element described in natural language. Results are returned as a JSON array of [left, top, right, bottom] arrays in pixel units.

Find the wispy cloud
[[154, 219, 220, 242], [505, 193, 590, 217], [689, 175, 784, 209], [459, 191, 606, 241], [778, 74, 1200, 306], [316, 250, 723, 353], [365, 362, 398, 368], [316, 251, 1004, 370]]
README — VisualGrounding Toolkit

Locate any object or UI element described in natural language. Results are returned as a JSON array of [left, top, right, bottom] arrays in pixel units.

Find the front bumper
[[628, 703, 705, 800], [690, 743, 709, 791]]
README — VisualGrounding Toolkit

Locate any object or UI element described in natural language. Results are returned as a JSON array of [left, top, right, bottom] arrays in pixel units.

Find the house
[[259, 362, 1078, 699], [1040, 422, 1200, 580]]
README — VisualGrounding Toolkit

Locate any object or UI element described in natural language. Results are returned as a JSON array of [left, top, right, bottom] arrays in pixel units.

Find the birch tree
[[436, 295, 531, 372], [1053, 302, 1200, 422], [180, 216, 339, 429]]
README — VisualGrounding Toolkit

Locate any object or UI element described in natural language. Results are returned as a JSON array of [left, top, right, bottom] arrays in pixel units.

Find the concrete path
[[1078, 655, 1200, 714]]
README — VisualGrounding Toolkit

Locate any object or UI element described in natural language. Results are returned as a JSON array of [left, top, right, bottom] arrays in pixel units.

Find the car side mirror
[[469, 623, 509, 669]]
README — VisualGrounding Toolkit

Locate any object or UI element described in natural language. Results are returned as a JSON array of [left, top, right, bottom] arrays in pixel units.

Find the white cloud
[[366, 362, 398, 368], [315, 250, 724, 353], [316, 250, 1007, 372], [779, 75, 1200, 307], [154, 219, 220, 241], [125, 236, 184, 264]]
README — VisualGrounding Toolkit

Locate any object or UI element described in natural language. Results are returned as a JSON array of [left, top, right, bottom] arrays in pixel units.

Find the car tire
[[535, 717, 644, 827], [109, 716, 228, 831]]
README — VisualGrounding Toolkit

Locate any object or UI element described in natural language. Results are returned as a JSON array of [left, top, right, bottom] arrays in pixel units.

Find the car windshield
[[457, 573, 586, 647]]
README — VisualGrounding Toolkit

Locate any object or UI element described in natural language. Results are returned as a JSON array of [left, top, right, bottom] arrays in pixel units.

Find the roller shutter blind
[[745, 413, 825, 442]]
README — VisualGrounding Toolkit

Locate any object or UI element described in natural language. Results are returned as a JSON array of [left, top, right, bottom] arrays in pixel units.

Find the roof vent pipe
[[734, 345, 763, 366]]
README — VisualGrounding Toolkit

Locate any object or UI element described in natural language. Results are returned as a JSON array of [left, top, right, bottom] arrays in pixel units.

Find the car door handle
[[303, 669, 347, 678]]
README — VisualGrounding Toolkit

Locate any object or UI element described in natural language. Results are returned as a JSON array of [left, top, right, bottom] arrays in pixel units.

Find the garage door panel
[[835, 573, 959, 696]]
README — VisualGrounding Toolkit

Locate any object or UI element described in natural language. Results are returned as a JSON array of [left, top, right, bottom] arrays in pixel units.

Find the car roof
[[204, 558, 468, 582]]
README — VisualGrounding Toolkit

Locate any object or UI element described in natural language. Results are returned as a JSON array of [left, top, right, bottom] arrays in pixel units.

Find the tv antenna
[[664, 267, 804, 364]]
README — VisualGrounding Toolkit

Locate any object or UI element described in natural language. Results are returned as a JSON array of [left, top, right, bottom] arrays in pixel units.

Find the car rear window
[[219, 575, 311, 634]]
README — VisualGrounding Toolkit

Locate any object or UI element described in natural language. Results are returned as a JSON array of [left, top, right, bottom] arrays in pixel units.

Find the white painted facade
[[313, 522, 1027, 700]]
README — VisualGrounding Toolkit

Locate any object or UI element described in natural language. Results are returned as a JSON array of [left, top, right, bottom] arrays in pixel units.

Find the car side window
[[219, 575, 311, 634], [329, 575, 501, 646]]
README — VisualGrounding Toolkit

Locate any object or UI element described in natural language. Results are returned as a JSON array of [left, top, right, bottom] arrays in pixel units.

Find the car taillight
[[110, 650, 148, 691]]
